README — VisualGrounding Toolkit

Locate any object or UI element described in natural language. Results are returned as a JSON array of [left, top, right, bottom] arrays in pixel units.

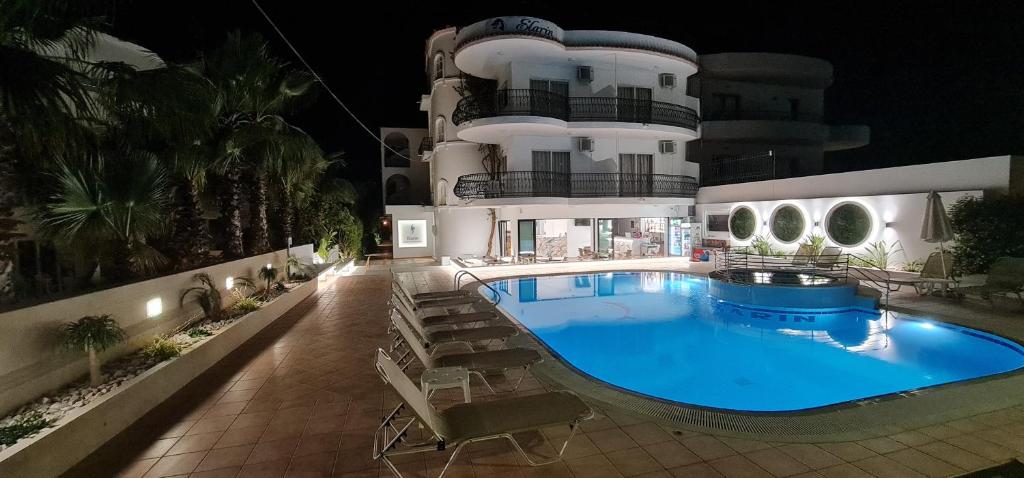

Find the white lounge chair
[[391, 306, 517, 351], [391, 282, 482, 312], [373, 349, 592, 478], [389, 308, 542, 391], [890, 251, 957, 295], [390, 294, 497, 328]]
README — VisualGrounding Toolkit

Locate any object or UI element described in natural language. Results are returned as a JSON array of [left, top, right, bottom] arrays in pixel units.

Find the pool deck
[[67, 257, 1024, 478]]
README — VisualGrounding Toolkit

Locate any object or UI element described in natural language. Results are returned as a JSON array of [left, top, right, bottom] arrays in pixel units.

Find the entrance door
[[617, 86, 652, 123], [596, 219, 614, 254], [517, 220, 536, 255], [619, 154, 654, 196]]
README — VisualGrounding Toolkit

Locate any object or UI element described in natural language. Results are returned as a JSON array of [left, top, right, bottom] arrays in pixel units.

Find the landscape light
[[266, 263, 272, 270], [225, 276, 234, 289], [146, 298, 163, 318]]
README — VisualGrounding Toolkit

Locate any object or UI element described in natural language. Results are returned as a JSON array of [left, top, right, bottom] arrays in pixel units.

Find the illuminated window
[[826, 202, 872, 246], [729, 206, 756, 240], [770, 205, 805, 244]]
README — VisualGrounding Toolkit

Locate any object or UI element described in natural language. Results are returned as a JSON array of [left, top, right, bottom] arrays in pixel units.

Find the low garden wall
[[0, 245, 314, 417]]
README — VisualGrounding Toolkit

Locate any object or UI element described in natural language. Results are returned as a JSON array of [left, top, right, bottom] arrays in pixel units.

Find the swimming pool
[[486, 271, 1024, 412]]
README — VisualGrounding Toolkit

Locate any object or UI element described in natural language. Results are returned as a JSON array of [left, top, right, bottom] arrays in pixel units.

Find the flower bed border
[[0, 269, 333, 478]]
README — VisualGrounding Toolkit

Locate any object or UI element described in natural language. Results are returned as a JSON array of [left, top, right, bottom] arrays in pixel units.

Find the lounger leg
[[511, 366, 528, 391], [504, 421, 581, 466], [468, 370, 497, 394], [434, 442, 467, 478]]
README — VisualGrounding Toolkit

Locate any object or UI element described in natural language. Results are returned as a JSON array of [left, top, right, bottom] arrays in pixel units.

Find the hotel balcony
[[452, 171, 698, 200], [452, 89, 700, 143]]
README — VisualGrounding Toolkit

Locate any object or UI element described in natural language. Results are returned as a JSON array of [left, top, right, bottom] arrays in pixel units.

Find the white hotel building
[[383, 16, 1021, 265]]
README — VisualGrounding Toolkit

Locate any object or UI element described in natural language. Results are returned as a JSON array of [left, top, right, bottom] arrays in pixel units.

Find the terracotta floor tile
[[188, 415, 238, 435], [143, 451, 206, 478], [642, 440, 703, 469], [606, 447, 663, 476], [743, 447, 811, 477], [944, 434, 1017, 462], [167, 432, 223, 456], [678, 435, 736, 462], [247, 438, 300, 465], [286, 451, 336, 476], [816, 442, 877, 462], [190, 467, 242, 478], [566, 454, 625, 478], [708, 455, 772, 478], [195, 444, 255, 472], [588, 429, 640, 454], [884, 448, 962, 477], [136, 438, 181, 460], [888, 431, 935, 447], [115, 458, 158, 478], [856, 437, 907, 455], [668, 462, 725, 478], [916, 440, 994, 471], [620, 422, 675, 446], [777, 444, 844, 470], [851, 455, 926, 478], [818, 463, 874, 478], [295, 432, 344, 457], [237, 458, 290, 478]]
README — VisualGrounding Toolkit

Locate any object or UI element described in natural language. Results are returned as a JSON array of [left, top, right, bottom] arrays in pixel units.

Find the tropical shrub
[[259, 265, 278, 299], [729, 207, 756, 240], [770, 205, 805, 243], [233, 297, 262, 314], [180, 273, 222, 320], [0, 412, 50, 447], [315, 229, 336, 263], [800, 234, 826, 257], [850, 240, 905, 270], [749, 235, 786, 257], [62, 315, 127, 387], [230, 276, 257, 298], [902, 259, 924, 272], [949, 195, 1024, 274], [142, 337, 182, 362]]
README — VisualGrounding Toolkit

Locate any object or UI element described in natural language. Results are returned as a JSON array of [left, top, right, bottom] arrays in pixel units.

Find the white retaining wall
[[0, 245, 314, 416]]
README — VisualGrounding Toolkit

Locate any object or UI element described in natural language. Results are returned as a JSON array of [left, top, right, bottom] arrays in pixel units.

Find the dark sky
[[109, 1, 1024, 214]]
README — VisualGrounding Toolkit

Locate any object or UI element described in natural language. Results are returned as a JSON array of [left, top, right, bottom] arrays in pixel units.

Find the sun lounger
[[389, 310, 542, 391], [889, 251, 957, 295], [392, 282, 482, 311], [391, 295, 497, 328], [391, 306, 516, 351], [958, 257, 1024, 306], [814, 246, 843, 270], [374, 349, 592, 478], [791, 244, 814, 267]]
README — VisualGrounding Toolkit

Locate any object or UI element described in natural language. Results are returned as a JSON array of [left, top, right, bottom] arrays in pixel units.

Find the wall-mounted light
[[146, 297, 163, 318], [265, 263, 272, 270], [225, 276, 234, 290], [885, 222, 896, 229]]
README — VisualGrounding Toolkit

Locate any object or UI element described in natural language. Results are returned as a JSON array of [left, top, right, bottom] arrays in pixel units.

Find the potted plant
[[61, 315, 127, 387]]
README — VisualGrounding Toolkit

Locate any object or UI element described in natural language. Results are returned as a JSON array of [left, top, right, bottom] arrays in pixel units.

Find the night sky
[[108, 1, 1024, 215]]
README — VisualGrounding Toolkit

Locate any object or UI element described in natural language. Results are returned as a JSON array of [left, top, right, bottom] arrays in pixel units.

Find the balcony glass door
[[596, 218, 614, 254], [617, 86, 652, 123], [619, 154, 654, 196], [498, 220, 512, 257], [532, 151, 570, 196], [530, 79, 568, 118]]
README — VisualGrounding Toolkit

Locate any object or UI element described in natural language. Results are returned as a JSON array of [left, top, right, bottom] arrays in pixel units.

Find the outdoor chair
[[388, 311, 542, 391], [391, 304, 517, 351], [392, 276, 472, 302], [958, 257, 1024, 306], [814, 247, 844, 270], [791, 244, 814, 267], [374, 349, 592, 478], [392, 281, 482, 312], [889, 251, 957, 295], [390, 294, 497, 329]]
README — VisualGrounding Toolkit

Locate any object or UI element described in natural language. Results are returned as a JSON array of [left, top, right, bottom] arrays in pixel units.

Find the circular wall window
[[770, 204, 805, 243], [825, 202, 873, 246], [729, 206, 756, 241]]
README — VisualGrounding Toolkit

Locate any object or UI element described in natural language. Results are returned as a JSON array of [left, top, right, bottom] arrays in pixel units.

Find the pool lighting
[[920, 322, 936, 330], [225, 276, 234, 290], [146, 297, 163, 318]]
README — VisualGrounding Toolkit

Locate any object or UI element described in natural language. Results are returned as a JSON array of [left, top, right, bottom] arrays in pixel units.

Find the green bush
[[750, 235, 786, 257], [729, 207, 756, 240], [770, 205, 804, 243], [142, 337, 182, 362], [0, 412, 50, 446], [949, 195, 1024, 274], [233, 297, 262, 314], [827, 203, 871, 246], [800, 234, 826, 257], [187, 328, 212, 338], [902, 259, 924, 272]]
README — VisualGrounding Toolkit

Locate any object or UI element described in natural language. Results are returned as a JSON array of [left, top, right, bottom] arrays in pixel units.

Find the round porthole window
[[825, 202, 873, 247], [770, 204, 805, 244], [729, 206, 756, 241]]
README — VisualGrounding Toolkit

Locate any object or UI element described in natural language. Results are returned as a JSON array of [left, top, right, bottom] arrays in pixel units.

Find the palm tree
[[62, 314, 126, 387], [0, 0, 107, 301], [197, 32, 318, 259], [37, 153, 171, 280]]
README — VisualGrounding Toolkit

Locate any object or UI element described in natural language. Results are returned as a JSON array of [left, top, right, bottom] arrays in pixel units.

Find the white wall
[[381, 127, 431, 206], [500, 135, 696, 176], [386, 205, 436, 258], [697, 156, 1020, 204], [505, 60, 694, 106], [0, 245, 313, 416], [696, 192, 979, 266], [433, 207, 493, 258]]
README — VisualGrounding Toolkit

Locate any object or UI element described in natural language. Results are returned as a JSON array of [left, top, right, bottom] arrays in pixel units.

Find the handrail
[[713, 250, 850, 285], [454, 270, 501, 305], [846, 254, 900, 311]]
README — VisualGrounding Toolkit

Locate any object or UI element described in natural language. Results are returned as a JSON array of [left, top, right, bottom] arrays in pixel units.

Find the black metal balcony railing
[[699, 151, 777, 187], [453, 171, 698, 199], [418, 137, 433, 155], [702, 110, 823, 123], [452, 89, 700, 131]]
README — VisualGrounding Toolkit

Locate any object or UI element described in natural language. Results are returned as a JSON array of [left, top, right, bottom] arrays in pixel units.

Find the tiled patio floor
[[66, 259, 1024, 478]]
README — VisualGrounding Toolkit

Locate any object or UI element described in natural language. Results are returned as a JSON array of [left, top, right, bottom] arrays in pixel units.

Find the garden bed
[[0, 273, 329, 478]]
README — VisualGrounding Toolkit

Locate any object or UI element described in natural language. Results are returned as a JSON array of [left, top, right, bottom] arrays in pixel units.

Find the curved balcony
[[453, 171, 698, 200], [452, 89, 700, 136]]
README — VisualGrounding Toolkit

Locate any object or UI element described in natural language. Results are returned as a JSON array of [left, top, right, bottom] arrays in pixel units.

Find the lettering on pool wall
[[725, 305, 816, 323]]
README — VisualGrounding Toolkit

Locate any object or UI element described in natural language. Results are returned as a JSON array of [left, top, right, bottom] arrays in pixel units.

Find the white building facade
[[387, 16, 703, 261]]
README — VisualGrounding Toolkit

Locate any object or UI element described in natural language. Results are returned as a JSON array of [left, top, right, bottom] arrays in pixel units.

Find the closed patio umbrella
[[920, 191, 955, 277]]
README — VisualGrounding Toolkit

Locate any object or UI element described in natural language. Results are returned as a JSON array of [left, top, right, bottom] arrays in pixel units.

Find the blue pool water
[[485, 272, 1024, 412]]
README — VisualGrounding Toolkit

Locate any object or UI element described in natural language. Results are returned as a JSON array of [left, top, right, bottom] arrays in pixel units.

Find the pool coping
[[463, 268, 1024, 442]]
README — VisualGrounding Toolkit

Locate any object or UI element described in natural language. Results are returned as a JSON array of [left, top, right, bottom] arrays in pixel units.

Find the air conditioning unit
[[577, 137, 594, 152], [577, 66, 594, 83], [659, 73, 677, 88], [659, 140, 677, 154]]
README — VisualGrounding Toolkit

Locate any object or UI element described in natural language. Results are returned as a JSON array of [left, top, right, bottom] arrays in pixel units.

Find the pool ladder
[[454, 270, 501, 305]]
